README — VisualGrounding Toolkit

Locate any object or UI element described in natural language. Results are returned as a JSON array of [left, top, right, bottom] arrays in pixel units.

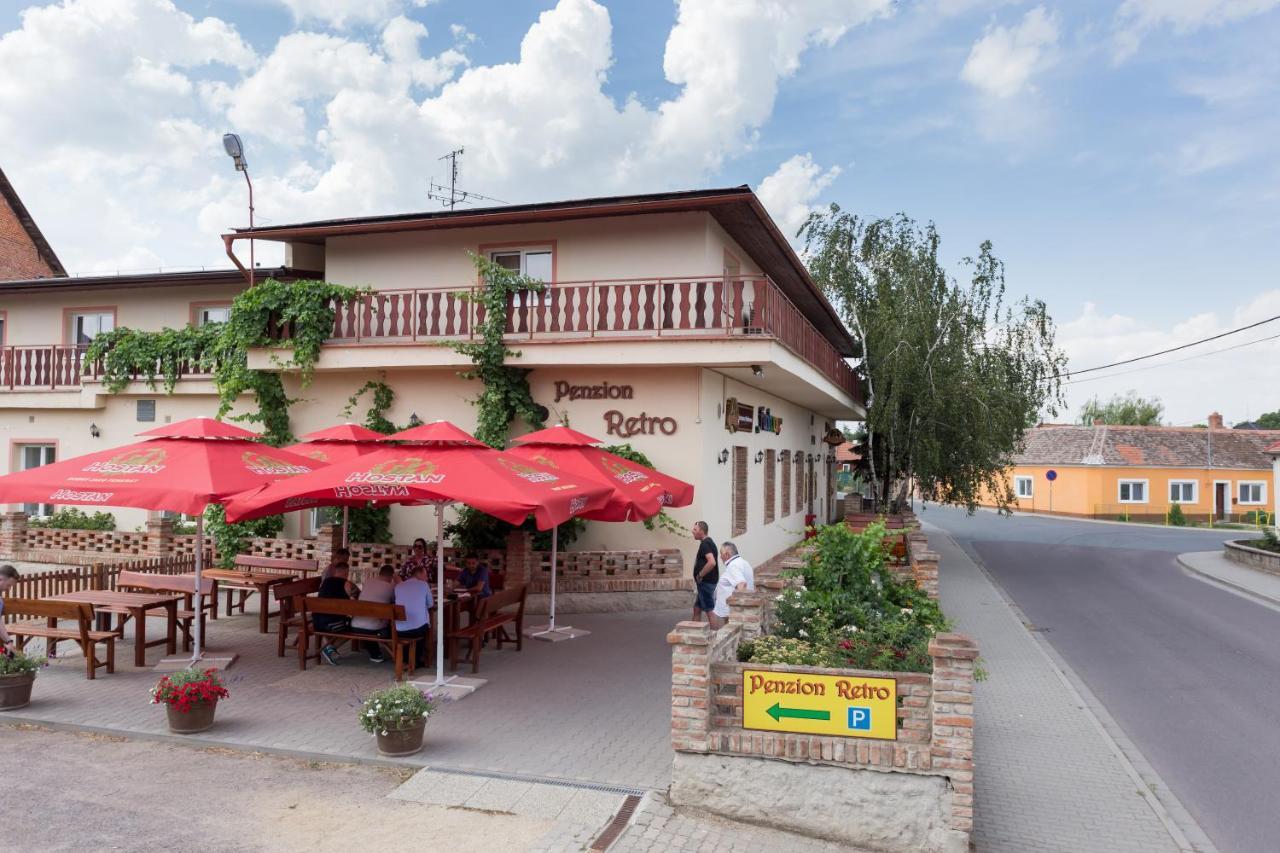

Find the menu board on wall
[[725, 397, 755, 433]]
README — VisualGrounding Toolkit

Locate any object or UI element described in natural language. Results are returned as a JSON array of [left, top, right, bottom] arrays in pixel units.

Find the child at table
[[0, 565, 18, 650]]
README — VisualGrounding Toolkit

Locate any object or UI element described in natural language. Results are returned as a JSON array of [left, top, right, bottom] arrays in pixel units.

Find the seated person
[[322, 548, 360, 596], [398, 537, 434, 582], [394, 564, 434, 668], [351, 564, 396, 663], [314, 562, 354, 665], [457, 553, 492, 599]]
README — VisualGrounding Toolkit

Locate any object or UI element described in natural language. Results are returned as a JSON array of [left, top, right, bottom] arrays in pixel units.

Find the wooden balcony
[[0, 345, 207, 392], [275, 276, 861, 402]]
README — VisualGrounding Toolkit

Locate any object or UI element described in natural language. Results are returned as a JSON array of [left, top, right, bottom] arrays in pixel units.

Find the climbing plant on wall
[[337, 377, 401, 544]]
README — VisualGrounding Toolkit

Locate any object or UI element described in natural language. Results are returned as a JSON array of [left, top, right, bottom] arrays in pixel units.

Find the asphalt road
[[922, 505, 1280, 853]]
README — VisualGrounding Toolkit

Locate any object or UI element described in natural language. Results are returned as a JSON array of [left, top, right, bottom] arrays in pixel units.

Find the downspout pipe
[[223, 233, 253, 287]]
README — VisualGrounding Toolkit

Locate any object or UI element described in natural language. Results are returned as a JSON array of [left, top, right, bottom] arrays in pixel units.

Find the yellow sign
[[742, 669, 897, 740]]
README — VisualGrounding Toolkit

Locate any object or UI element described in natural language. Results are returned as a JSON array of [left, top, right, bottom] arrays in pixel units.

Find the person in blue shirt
[[457, 553, 492, 599], [394, 563, 434, 668]]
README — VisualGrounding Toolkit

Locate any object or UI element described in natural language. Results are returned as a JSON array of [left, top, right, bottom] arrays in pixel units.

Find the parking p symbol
[[847, 707, 871, 731]]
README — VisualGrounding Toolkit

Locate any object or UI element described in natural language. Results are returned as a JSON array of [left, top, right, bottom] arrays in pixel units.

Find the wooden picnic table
[[200, 569, 297, 634], [48, 589, 179, 668]]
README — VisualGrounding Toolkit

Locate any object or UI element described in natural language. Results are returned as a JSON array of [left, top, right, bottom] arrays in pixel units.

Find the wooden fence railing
[[1, 554, 201, 622]]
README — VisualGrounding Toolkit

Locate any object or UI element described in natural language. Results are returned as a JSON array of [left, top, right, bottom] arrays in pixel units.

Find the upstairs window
[[195, 305, 231, 326], [68, 310, 114, 345], [489, 247, 552, 307]]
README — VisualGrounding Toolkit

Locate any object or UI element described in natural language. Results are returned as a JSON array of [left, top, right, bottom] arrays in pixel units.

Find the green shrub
[[0, 648, 46, 676], [358, 683, 438, 735], [28, 508, 116, 531], [1168, 504, 1187, 526], [1249, 528, 1280, 554]]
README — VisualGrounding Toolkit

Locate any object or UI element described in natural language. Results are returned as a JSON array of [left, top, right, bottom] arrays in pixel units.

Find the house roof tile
[[1016, 424, 1280, 470]]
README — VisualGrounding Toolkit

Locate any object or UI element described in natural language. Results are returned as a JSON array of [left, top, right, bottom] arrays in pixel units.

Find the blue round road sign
[[1046, 470, 1057, 481]]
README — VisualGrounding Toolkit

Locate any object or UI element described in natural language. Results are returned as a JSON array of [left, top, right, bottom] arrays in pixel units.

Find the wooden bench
[[234, 554, 321, 579], [115, 571, 216, 653], [4, 599, 117, 679], [448, 584, 526, 674], [273, 576, 322, 657], [296, 598, 419, 682]]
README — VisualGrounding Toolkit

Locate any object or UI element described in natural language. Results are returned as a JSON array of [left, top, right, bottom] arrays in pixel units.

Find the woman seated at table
[[456, 553, 492, 599], [397, 537, 434, 581], [350, 564, 396, 663]]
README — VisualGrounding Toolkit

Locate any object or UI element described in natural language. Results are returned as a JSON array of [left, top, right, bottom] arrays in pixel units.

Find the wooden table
[[49, 590, 179, 668], [201, 569, 297, 634]]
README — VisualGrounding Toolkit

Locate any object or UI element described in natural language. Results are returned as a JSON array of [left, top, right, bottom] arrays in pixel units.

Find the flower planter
[[0, 672, 35, 711], [166, 698, 218, 734], [376, 716, 427, 756]]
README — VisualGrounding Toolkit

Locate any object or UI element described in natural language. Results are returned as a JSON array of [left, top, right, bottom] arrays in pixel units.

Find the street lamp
[[223, 133, 255, 286]]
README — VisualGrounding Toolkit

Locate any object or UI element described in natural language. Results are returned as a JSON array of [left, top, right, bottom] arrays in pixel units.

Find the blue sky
[[0, 0, 1277, 423]]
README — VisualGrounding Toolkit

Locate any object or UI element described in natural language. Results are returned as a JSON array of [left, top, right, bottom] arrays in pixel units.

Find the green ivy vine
[[336, 377, 404, 544]]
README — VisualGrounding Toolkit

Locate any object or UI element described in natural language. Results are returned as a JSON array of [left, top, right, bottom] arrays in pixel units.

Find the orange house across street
[[993, 413, 1278, 524]]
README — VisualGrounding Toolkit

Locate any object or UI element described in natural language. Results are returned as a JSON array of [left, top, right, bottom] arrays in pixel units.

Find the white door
[[19, 444, 56, 517]]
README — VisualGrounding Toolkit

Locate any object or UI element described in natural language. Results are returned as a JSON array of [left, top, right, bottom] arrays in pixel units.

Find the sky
[[0, 0, 1277, 426]]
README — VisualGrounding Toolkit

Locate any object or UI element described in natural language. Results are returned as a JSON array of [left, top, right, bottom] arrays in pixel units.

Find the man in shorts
[[690, 521, 718, 622], [709, 541, 754, 630]]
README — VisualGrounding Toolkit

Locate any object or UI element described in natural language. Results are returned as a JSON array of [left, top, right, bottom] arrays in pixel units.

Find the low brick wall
[[528, 548, 684, 594], [665, 528, 975, 853], [1225, 539, 1280, 577]]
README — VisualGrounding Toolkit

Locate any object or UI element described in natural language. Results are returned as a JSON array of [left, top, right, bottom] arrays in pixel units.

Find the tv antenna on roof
[[427, 148, 507, 210]]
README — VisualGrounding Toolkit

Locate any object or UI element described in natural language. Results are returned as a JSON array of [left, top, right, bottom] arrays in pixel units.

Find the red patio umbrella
[[223, 421, 612, 686], [286, 424, 388, 547], [508, 425, 695, 639], [0, 417, 323, 661]]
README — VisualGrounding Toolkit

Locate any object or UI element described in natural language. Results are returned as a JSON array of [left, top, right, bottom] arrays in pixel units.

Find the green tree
[[1077, 392, 1164, 426], [800, 206, 1065, 512], [1253, 410, 1280, 429]]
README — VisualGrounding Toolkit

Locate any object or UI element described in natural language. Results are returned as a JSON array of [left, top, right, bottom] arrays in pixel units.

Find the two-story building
[[0, 186, 863, 569]]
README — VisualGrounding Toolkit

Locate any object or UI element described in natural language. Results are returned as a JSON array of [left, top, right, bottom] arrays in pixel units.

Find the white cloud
[[1057, 291, 1280, 425], [961, 6, 1059, 98], [276, 0, 440, 30], [757, 154, 842, 240], [1114, 0, 1280, 61]]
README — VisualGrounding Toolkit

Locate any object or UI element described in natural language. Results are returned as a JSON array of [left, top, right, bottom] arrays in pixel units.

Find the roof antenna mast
[[427, 148, 507, 210]]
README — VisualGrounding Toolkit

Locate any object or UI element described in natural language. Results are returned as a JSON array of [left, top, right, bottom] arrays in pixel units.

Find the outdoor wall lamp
[[407, 412, 423, 427], [717, 449, 730, 465], [89, 422, 100, 439], [754, 451, 764, 464], [750, 365, 764, 377]]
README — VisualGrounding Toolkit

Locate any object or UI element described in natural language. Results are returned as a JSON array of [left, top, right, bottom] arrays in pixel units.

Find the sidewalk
[[1178, 550, 1280, 608], [927, 526, 1199, 853]]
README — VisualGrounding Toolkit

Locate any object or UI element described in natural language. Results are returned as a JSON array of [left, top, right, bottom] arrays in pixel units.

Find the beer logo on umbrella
[[50, 488, 114, 503], [531, 454, 559, 469], [496, 457, 559, 484], [569, 495, 589, 515], [346, 456, 446, 485], [303, 449, 330, 462], [83, 448, 167, 475], [603, 458, 648, 485], [242, 452, 313, 476]]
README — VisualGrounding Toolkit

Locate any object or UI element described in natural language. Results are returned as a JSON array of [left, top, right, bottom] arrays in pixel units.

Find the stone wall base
[[669, 752, 966, 853], [525, 590, 691, 615], [1225, 540, 1280, 576]]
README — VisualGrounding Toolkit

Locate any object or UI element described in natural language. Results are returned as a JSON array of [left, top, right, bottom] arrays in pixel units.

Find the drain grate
[[590, 794, 642, 851], [420, 763, 648, 797]]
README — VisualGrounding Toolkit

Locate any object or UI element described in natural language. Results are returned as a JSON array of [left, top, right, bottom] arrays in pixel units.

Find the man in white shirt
[[394, 564, 434, 668], [351, 563, 396, 662], [709, 541, 754, 630]]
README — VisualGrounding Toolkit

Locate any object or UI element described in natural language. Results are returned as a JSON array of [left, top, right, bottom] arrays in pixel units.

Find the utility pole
[[427, 148, 507, 210]]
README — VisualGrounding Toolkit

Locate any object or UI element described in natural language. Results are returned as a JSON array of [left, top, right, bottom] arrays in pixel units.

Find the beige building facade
[[0, 188, 863, 570]]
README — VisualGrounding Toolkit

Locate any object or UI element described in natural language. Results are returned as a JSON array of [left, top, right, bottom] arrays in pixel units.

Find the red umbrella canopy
[[0, 419, 323, 516], [390, 420, 487, 446], [223, 430, 613, 529], [285, 423, 387, 465], [509, 425, 695, 522]]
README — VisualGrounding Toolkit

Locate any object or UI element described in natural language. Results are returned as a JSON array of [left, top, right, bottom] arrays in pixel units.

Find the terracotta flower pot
[[166, 698, 218, 734], [376, 716, 427, 756], [0, 672, 35, 711]]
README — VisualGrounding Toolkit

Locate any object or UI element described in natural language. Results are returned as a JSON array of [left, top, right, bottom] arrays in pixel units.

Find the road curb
[[1177, 554, 1280, 610], [931, 528, 1222, 853]]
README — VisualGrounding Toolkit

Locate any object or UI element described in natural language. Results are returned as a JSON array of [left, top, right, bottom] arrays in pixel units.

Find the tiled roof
[[835, 441, 861, 462], [1267, 439, 1280, 455], [1015, 424, 1280, 470]]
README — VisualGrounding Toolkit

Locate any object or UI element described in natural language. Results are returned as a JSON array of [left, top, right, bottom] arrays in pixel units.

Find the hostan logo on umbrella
[[496, 457, 559, 484], [346, 457, 445, 485], [50, 488, 113, 503], [242, 452, 312, 476], [603, 458, 648, 485], [83, 448, 167, 475]]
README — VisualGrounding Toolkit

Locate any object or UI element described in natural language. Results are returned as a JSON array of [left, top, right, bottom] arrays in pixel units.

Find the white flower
[[901, 608, 914, 616], [367, 710, 375, 717], [798, 629, 808, 638]]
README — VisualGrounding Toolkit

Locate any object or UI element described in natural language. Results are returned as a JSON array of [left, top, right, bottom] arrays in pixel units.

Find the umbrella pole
[[342, 505, 350, 548], [531, 524, 578, 639], [192, 513, 205, 664], [431, 503, 453, 688]]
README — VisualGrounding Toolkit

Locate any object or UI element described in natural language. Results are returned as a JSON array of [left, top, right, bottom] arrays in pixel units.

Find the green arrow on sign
[[767, 702, 830, 722]]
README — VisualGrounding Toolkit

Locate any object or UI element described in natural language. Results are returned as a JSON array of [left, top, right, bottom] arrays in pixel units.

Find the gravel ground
[[0, 725, 553, 853]]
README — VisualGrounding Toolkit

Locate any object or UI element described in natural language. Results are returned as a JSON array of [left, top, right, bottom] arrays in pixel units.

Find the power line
[[1065, 329, 1280, 385], [1061, 312, 1280, 378]]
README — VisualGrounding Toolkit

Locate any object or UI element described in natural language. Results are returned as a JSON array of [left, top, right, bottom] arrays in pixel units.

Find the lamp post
[[223, 133, 254, 287]]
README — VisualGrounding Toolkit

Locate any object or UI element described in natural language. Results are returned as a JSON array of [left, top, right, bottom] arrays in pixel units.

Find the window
[[67, 310, 114, 345], [732, 446, 748, 536], [1238, 481, 1266, 505], [1168, 480, 1197, 504], [194, 305, 231, 326], [137, 400, 156, 422], [1118, 479, 1148, 504], [780, 450, 792, 515], [489, 247, 552, 306], [17, 444, 56, 517], [306, 506, 343, 537], [763, 450, 776, 524], [794, 452, 804, 513], [0, 311, 6, 345], [1015, 476, 1033, 499]]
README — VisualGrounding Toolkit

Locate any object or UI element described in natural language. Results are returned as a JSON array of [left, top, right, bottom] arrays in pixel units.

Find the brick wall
[[528, 547, 684, 593], [0, 187, 59, 279]]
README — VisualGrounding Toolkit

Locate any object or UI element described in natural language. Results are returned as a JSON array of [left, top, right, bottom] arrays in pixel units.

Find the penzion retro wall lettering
[[604, 410, 677, 438]]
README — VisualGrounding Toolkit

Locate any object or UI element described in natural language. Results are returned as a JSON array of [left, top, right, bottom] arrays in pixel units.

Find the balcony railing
[[272, 276, 859, 401], [0, 345, 207, 392]]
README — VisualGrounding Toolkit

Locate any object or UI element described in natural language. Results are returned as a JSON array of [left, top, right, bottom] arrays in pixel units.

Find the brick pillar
[[505, 529, 532, 585], [315, 523, 342, 569], [928, 632, 978, 837], [912, 549, 940, 600], [144, 517, 174, 556], [0, 511, 28, 558], [667, 620, 715, 753]]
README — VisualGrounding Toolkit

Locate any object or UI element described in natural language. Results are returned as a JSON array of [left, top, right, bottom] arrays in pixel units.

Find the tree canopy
[[800, 206, 1065, 512], [1077, 392, 1164, 426], [1251, 410, 1280, 430]]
